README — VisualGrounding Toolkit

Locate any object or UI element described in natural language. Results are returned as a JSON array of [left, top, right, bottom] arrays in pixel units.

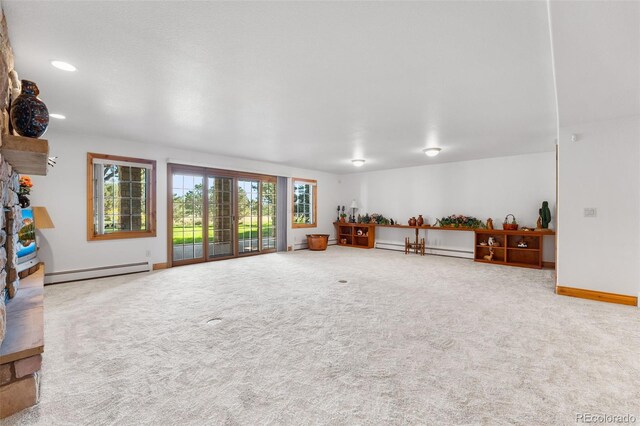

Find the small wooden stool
[[405, 237, 425, 256]]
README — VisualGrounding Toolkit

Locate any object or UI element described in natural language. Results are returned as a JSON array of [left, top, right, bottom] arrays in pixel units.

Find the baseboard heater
[[44, 261, 151, 285], [375, 241, 474, 259], [294, 238, 337, 250]]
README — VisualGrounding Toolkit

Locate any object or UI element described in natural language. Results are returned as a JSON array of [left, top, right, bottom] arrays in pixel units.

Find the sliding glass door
[[237, 179, 277, 254], [169, 165, 277, 266], [172, 171, 205, 263], [262, 181, 277, 250], [208, 176, 234, 259], [238, 179, 260, 254]]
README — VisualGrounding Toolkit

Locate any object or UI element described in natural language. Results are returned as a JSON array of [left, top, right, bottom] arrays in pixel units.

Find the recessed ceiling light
[[423, 148, 442, 157], [51, 60, 77, 72], [49, 113, 66, 119], [351, 159, 365, 167]]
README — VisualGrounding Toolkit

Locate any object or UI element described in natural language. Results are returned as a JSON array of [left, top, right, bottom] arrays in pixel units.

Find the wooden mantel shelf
[[0, 267, 44, 364], [0, 135, 49, 176]]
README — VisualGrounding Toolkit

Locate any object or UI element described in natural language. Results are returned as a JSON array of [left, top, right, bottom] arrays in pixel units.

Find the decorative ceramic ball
[[10, 80, 49, 138]]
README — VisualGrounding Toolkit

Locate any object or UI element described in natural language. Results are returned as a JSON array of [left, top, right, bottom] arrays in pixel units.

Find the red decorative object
[[503, 214, 519, 230]]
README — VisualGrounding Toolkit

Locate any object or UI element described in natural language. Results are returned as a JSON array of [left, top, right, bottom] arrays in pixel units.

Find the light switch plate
[[583, 208, 597, 218]]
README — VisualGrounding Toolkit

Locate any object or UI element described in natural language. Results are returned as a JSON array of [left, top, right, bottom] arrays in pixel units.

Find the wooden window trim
[[87, 152, 157, 241], [292, 177, 317, 229], [168, 164, 277, 182]]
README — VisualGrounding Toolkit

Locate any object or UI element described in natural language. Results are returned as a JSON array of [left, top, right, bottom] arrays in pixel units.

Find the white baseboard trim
[[45, 261, 152, 284], [375, 241, 474, 259], [294, 238, 337, 250]]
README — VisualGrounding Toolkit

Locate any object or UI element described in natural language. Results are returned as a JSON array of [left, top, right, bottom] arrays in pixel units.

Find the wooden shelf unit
[[474, 229, 548, 269], [334, 222, 375, 249], [0, 135, 49, 176]]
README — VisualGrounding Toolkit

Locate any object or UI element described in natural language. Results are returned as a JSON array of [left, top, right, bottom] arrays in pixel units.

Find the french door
[[169, 164, 277, 266], [208, 176, 234, 259], [171, 170, 205, 264]]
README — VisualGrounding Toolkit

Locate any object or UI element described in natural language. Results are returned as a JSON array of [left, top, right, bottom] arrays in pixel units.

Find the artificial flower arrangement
[[18, 175, 33, 208], [357, 213, 392, 225], [434, 214, 485, 229], [19, 175, 33, 193]]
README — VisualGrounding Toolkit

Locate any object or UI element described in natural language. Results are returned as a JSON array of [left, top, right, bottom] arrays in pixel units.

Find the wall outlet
[[583, 208, 597, 218], [145, 250, 151, 258]]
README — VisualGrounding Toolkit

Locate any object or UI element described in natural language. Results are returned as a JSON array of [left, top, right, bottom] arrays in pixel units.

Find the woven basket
[[503, 214, 518, 230], [307, 234, 330, 251]]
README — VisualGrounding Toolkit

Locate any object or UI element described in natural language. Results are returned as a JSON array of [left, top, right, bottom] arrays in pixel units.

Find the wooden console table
[[335, 222, 555, 269], [374, 225, 428, 255]]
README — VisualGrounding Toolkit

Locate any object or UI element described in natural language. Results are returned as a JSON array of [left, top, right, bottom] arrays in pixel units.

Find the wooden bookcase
[[474, 229, 547, 269], [334, 222, 376, 249]]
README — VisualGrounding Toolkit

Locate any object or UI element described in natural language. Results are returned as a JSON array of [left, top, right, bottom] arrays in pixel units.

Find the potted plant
[[18, 175, 33, 208], [338, 205, 346, 222], [434, 214, 484, 229]]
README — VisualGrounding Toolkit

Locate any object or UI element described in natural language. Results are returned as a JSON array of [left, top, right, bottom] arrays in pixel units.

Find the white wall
[[29, 130, 341, 277], [557, 116, 640, 297], [30, 129, 558, 279], [338, 152, 556, 260]]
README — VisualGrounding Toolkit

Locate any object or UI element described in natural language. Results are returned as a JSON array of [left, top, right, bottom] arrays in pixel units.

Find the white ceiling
[[550, 0, 640, 127], [3, 1, 558, 174]]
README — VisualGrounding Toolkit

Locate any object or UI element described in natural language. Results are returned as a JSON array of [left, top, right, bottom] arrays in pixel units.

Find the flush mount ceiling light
[[351, 159, 366, 167], [423, 148, 442, 157], [50, 60, 77, 72], [49, 113, 66, 119]]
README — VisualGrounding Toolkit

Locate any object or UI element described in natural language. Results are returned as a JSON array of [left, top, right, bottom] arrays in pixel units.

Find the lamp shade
[[32, 206, 55, 229], [350, 200, 358, 209]]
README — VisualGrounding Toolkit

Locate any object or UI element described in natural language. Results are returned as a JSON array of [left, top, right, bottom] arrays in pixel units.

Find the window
[[292, 178, 317, 228], [88, 153, 156, 240]]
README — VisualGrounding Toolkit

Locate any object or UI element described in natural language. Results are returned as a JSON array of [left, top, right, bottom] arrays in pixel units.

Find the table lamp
[[350, 200, 358, 223]]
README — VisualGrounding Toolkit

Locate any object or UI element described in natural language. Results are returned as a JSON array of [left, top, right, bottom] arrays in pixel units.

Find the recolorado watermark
[[576, 413, 637, 424]]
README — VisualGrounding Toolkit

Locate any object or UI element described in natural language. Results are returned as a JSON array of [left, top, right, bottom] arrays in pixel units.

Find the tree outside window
[[88, 153, 156, 240]]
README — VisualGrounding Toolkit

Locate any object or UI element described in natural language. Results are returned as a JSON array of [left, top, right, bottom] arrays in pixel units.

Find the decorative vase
[[339, 217, 346, 223], [10, 80, 49, 138], [417, 215, 424, 226], [18, 194, 30, 208], [408, 217, 417, 226]]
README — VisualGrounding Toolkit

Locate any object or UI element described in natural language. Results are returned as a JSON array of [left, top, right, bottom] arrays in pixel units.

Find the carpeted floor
[[5, 247, 640, 425]]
